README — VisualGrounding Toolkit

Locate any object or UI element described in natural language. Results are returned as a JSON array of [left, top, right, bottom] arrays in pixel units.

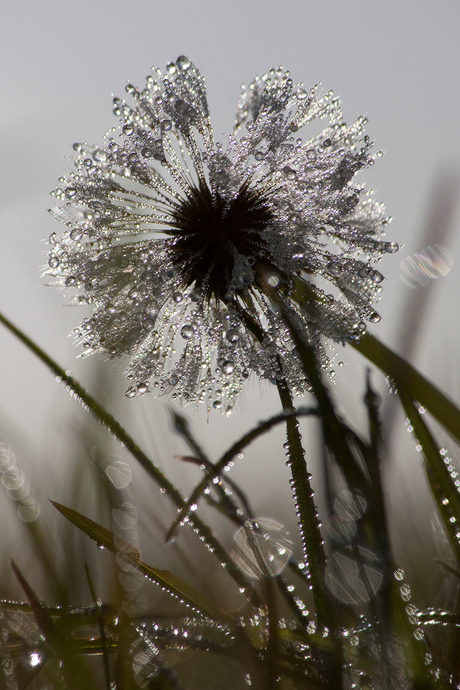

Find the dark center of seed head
[[167, 181, 274, 300]]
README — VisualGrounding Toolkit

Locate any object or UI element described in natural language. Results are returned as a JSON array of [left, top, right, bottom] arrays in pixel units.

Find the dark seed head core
[[166, 181, 274, 301]]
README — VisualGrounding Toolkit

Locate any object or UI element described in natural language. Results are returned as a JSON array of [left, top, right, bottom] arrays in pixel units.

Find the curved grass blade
[[290, 276, 460, 445], [398, 392, 460, 566], [0, 312, 258, 605], [352, 333, 460, 446], [51, 501, 232, 623], [10, 561, 94, 689]]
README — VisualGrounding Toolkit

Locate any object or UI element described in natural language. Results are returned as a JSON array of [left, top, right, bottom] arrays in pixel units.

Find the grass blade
[[51, 501, 231, 623], [0, 311, 259, 605]]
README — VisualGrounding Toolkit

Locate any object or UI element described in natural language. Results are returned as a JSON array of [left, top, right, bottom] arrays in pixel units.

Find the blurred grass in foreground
[[1, 303, 460, 689]]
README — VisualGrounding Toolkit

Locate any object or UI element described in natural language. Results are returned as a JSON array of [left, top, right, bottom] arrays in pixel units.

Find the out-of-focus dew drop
[[232, 517, 293, 578], [105, 460, 132, 489], [400, 245, 453, 288]]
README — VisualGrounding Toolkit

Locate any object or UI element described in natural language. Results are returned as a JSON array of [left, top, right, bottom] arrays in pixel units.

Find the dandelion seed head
[[46, 56, 395, 408]]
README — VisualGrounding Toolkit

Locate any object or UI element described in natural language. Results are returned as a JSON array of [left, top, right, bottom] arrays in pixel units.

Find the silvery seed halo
[[45, 56, 397, 412]]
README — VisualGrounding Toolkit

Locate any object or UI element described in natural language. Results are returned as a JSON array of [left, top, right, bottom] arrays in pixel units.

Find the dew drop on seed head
[[222, 361, 235, 375], [143, 306, 157, 325], [327, 261, 342, 276], [93, 149, 107, 163], [180, 324, 194, 339], [70, 229, 83, 241], [226, 329, 240, 343], [371, 270, 384, 283], [176, 56, 191, 70]]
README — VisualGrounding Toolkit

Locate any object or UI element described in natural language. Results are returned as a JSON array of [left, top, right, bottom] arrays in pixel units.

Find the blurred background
[[1, 0, 460, 604]]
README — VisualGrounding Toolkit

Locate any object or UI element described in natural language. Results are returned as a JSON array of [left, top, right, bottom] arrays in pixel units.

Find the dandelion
[[46, 56, 397, 410]]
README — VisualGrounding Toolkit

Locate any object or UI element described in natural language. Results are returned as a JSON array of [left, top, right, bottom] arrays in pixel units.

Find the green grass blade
[[276, 380, 336, 636], [0, 312, 258, 605], [51, 501, 232, 623], [398, 392, 460, 567], [352, 333, 460, 446], [10, 561, 94, 689]]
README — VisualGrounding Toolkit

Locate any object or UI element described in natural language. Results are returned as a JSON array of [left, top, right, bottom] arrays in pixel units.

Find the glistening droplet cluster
[[46, 56, 396, 409]]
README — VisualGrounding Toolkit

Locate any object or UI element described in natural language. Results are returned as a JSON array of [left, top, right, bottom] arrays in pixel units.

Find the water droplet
[[232, 518, 293, 578], [29, 652, 42, 667], [385, 242, 399, 253], [106, 461, 132, 489], [368, 312, 381, 323], [137, 382, 148, 395], [18, 499, 40, 522], [282, 166, 296, 180], [213, 400, 222, 409], [414, 627, 424, 641], [161, 119, 172, 131], [143, 306, 158, 325], [371, 270, 384, 283], [305, 149, 317, 162], [48, 256, 59, 268], [172, 291, 183, 303], [296, 88, 308, 100], [125, 387, 137, 398], [325, 547, 383, 604], [222, 360, 235, 375], [122, 124, 134, 136], [327, 261, 342, 276], [65, 187, 77, 198], [226, 329, 240, 343], [323, 138, 332, 147], [70, 229, 83, 241], [267, 273, 280, 287], [176, 56, 191, 70], [254, 151, 264, 161], [181, 324, 194, 339], [93, 149, 108, 163]]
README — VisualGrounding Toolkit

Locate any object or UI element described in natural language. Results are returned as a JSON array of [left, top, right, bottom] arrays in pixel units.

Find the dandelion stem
[[276, 380, 331, 628]]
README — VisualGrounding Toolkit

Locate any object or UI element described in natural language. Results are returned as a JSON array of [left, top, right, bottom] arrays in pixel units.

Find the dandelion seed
[[46, 56, 394, 407]]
